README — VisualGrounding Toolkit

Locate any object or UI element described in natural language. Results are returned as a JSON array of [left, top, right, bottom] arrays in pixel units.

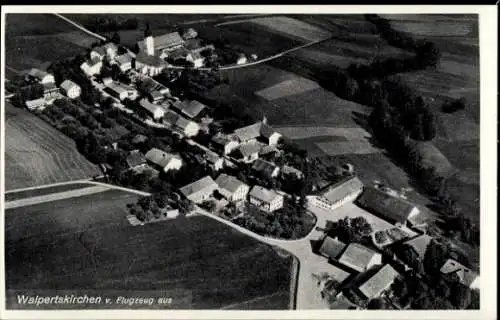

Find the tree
[[111, 32, 121, 44], [442, 98, 467, 113], [450, 284, 472, 309], [151, 201, 161, 219], [367, 298, 387, 310], [138, 196, 152, 211]]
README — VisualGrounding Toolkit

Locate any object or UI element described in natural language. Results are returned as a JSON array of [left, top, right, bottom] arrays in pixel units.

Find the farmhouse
[[440, 259, 480, 290], [135, 52, 167, 76], [318, 236, 347, 260], [163, 110, 200, 137], [186, 51, 205, 68], [80, 58, 103, 77], [145, 148, 183, 172], [215, 174, 250, 203], [126, 150, 147, 170], [252, 159, 280, 179], [25, 98, 47, 111], [137, 76, 170, 100], [281, 165, 304, 179], [337, 243, 382, 273], [234, 121, 282, 146], [139, 98, 165, 120], [27, 68, 55, 84], [357, 264, 400, 301], [179, 176, 218, 204], [210, 133, 240, 155], [114, 53, 133, 72], [60, 80, 81, 99], [402, 234, 434, 261], [248, 185, 284, 212], [356, 187, 421, 227], [42, 83, 60, 99], [174, 100, 207, 119], [232, 141, 262, 163], [90, 46, 106, 61], [105, 82, 138, 101], [311, 176, 364, 211]]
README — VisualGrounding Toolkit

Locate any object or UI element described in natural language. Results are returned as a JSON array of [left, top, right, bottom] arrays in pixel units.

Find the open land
[[4, 102, 101, 190], [5, 188, 294, 309], [5, 182, 94, 201]]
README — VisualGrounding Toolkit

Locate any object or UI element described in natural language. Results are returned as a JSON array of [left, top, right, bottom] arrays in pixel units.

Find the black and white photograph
[[0, 5, 496, 319]]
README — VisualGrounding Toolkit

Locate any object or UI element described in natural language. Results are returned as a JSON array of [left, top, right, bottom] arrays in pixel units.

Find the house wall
[[66, 86, 81, 99], [269, 195, 284, 212], [224, 141, 240, 155], [183, 122, 200, 137], [367, 254, 382, 271], [232, 185, 250, 202], [41, 75, 55, 84], [164, 158, 183, 172], [269, 132, 282, 146], [90, 51, 104, 61], [312, 188, 364, 212], [119, 62, 132, 72]]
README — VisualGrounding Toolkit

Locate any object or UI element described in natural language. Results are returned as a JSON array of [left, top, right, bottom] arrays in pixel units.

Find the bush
[[442, 98, 467, 113]]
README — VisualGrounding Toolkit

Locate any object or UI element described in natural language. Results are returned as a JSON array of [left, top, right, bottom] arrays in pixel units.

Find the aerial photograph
[[3, 12, 480, 310]]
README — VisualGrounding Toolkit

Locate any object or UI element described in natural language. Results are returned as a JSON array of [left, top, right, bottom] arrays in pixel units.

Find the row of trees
[[128, 192, 194, 223], [85, 17, 139, 33]]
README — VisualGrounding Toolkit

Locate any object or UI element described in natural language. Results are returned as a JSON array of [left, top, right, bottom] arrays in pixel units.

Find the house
[[215, 174, 250, 203], [402, 234, 433, 261], [252, 159, 280, 179], [132, 134, 148, 145], [179, 176, 218, 204], [139, 98, 166, 120], [105, 82, 138, 101], [186, 51, 205, 68], [25, 98, 47, 111], [137, 76, 170, 97], [318, 236, 347, 260], [103, 42, 119, 60], [145, 148, 183, 172], [310, 176, 364, 211], [440, 259, 480, 290], [236, 53, 247, 65], [338, 243, 382, 273], [165, 208, 180, 219], [114, 53, 133, 72], [126, 150, 147, 170], [90, 46, 106, 60], [210, 133, 240, 155], [60, 80, 81, 99], [137, 31, 186, 55], [248, 185, 284, 212], [27, 68, 55, 84], [163, 110, 200, 137], [80, 58, 103, 77], [281, 165, 304, 179], [205, 151, 224, 171], [357, 264, 400, 301], [234, 121, 282, 146], [182, 28, 198, 40], [174, 100, 207, 119], [232, 141, 262, 163], [42, 83, 60, 99], [135, 53, 167, 77], [356, 187, 421, 227]]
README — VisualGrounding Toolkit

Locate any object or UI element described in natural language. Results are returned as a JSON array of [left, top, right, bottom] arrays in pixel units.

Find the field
[[4, 102, 101, 190], [5, 14, 97, 73], [5, 188, 294, 309], [5, 182, 93, 201]]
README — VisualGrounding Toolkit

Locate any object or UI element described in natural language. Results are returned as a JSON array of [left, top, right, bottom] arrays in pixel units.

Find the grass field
[[4, 102, 101, 190], [5, 14, 97, 72], [5, 188, 294, 309], [5, 182, 94, 201]]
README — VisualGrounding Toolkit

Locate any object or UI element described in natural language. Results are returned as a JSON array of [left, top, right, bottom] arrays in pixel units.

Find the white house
[[80, 58, 103, 77], [135, 53, 167, 77], [233, 141, 262, 163], [114, 53, 133, 72], [252, 159, 280, 180], [163, 110, 199, 137], [234, 121, 282, 146], [211, 133, 240, 155], [179, 176, 218, 204], [186, 51, 205, 68], [25, 98, 47, 111], [60, 80, 81, 99], [90, 46, 106, 61], [145, 148, 183, 173], [236, 54, 247, 65], [310, 176, 364, 212], [248, 185, 284, 212], [215, 174, 250, 203], [27, 68, 55, 84], [337, 243, 382, 273], [103, 42, 119, 60], [139, 98, 165, 120]]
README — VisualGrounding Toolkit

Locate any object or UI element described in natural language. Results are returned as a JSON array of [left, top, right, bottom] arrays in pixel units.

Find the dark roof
[[177, 100, 207, 118], [404, 234, 433, 259], [252, 159, 279, 177], [356, 187, 420, 225], [358, 264, 399, 300], [319, 236, 347, 259], [126, 150, 146, 168], [319, 176, 364, 204]]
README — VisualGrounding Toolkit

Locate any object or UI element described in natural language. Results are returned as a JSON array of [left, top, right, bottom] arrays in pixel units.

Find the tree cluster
[[85, 17, 138, 33], [324, 216, 373, 244]]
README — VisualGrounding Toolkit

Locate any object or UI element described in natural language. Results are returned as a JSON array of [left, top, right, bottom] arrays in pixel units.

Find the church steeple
[[144, 23, 155, 56]]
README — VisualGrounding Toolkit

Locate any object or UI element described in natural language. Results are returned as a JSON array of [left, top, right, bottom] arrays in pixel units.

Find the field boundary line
[[5, 179, 95, 193], [52, 13, 106, 41]]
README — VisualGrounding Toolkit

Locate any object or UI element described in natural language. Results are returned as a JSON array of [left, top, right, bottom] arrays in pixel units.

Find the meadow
[[5, 188, 294, 309], [5, 182, 94, 201], [4, 102, 101, 190]]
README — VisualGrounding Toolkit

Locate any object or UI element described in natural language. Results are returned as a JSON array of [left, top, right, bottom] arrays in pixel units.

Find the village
[[6, 23, 480, 311]]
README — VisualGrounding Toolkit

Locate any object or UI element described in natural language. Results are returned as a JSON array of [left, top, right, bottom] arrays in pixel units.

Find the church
[[136, 23, 185, 58]]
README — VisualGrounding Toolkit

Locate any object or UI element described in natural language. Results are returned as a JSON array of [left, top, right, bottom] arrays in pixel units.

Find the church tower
[[144, 23, 154, 56]]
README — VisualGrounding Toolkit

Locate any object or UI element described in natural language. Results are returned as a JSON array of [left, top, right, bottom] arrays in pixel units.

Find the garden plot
[[248, 16, 332, 42]]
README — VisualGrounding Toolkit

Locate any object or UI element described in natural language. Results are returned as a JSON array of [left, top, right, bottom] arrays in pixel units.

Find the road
[[52, 13, 330, 72]]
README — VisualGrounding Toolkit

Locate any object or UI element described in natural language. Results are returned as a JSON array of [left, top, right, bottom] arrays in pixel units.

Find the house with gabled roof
[[357, 264, 400, 300], [210, 133, 240, 155], [440, 259, 480, 290], [145, 148, 182, 173], [356, 187, 420, 227], [126, 150, 147, 170], [173, 100, 207, 119], [27, 68, 55, 84], [248, 185, 284, 212], [252, 159, 280, 180], [234, 121, 282, 146], [80, 58, 103, 77], [114, 53, 133, 72], [215, 174, 250, 203], [179, 176, 218, 204], [231, 141, 262, 163], [318, 236, 347, 260], [337, 243, 382, 273], [139, 98, 166, 120], [402, 234, 433, 261], [310, 176, 364, 211], [60, 80, 81, 99]]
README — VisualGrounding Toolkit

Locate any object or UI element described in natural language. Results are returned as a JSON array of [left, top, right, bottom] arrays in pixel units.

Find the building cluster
[[308, 176, 480, 309], [23, 68, 82, 111]]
